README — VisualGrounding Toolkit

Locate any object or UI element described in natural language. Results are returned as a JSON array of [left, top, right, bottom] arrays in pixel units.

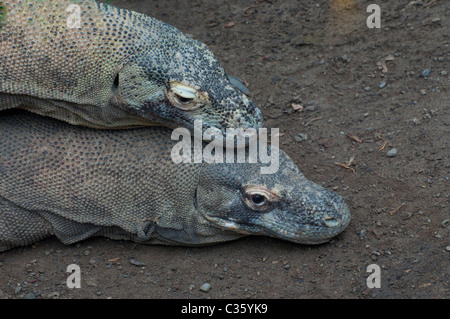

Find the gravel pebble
[[379, 81, 386, 89], [129, 258, 145, 267], [294, 133, 307, 142], [47, 291, 60, 299], [359, 229, 367, 239], [386, 148, 397, 157], [199, 283, 211, 292], [421, 69, 430, 77]]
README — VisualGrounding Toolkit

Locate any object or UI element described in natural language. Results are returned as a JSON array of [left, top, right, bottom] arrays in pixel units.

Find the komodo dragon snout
[[0, 0, 263, 135], [196, 151, 351, 245]]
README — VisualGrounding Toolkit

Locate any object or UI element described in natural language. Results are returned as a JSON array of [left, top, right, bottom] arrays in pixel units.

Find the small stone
[[386, 148, 397, 157], [364, 86, 371, 91], [47, 291, 60, 299], [129, 258, 145, 267], [445, 246, 450, 252], [408, 118, 421, 125], [199, 283, 211, 292], [359, 229, 367, 239], [283, 264, 291, 270], [379, 81, 386, 89], [294, 133, 308, 143], [421, 69, 430, 77]]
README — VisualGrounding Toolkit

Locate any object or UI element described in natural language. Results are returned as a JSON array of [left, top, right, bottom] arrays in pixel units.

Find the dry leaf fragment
[[376, 54, 394, 74], [107, 257, 120, 262], [243, 5, 258, 17], [291, 103, 304, 111], [225, 22, 236, 28], [347, 134, 363, 143], [346, 156, 355, 166]]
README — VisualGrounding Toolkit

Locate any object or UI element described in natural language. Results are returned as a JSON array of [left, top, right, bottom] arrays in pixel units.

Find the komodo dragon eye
[[166, 82, 209, 111], [243, 186, 280, 211], [250, 194, 267, 206]]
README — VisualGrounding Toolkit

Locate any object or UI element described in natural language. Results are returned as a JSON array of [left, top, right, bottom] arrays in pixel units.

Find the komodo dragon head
[[113, 17, 263, 135], [0, 0, 263, 136], [196, 150, 351, 245]]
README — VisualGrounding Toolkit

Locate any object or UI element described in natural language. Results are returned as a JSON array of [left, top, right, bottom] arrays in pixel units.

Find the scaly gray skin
[[0, 112, 350, 251], [0, 0, 262, 135]]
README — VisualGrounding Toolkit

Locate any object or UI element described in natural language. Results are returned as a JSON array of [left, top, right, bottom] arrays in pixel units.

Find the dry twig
[[335, 156, 355, 173], [389, 203, 406, 215], [377, 133, 387, 151], [304, 116, 323, 126]]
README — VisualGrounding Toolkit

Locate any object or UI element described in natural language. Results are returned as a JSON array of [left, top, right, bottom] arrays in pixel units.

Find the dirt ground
[[0, 0, 448, 299]]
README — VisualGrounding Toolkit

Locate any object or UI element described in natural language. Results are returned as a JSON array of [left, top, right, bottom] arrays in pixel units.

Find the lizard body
[[0, 0, 262, 134], [0, 111, 350, 250]]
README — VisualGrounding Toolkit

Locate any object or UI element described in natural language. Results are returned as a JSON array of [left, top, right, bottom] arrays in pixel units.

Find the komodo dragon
[[0, 112, 350, 251], [0, 0, 262, 135]]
